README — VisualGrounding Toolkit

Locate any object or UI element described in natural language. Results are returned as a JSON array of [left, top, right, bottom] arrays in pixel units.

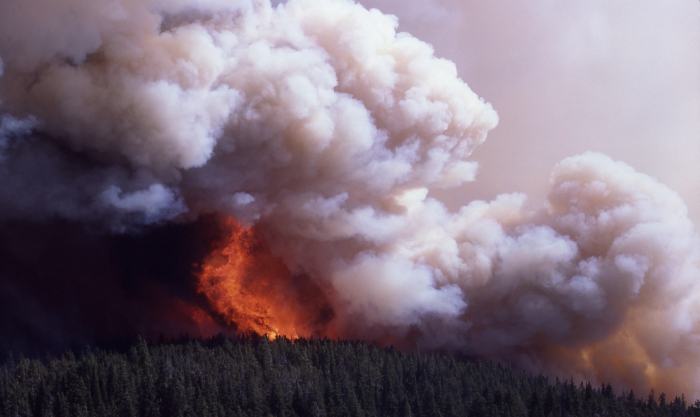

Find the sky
[[355, 0, 700, 222]]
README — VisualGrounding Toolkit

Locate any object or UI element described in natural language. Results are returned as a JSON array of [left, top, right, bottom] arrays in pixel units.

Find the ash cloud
[[1, 0, 699, 398]]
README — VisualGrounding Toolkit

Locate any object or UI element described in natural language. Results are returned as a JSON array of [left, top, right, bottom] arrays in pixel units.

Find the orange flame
[[197, 217, 333, 339]]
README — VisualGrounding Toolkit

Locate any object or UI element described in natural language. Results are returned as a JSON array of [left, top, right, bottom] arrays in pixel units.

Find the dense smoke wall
[[1, 0, 699, 398]]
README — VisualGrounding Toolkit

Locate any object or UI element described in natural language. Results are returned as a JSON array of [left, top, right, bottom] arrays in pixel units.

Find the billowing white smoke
[[1, 0, 699, 397]]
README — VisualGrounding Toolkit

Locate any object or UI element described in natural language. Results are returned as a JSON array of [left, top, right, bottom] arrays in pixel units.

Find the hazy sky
[[352, 0, 700, 222]]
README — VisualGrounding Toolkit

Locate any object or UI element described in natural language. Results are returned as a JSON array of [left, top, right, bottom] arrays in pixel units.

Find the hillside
[[0, 335, 696, 417]]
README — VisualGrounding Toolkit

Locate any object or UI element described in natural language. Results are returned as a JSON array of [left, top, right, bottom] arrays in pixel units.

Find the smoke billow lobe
[[1, 0, 699, 398]]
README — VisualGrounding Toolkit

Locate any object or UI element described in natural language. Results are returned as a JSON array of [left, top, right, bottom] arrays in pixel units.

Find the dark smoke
[[0, 216, 227, 357]]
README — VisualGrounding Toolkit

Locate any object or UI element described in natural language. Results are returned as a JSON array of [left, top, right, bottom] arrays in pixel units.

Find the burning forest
[[1, 0, 700, 401]]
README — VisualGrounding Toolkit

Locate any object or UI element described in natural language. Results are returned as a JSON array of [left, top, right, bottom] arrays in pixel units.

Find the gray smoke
[[1, 0, 699, 397]]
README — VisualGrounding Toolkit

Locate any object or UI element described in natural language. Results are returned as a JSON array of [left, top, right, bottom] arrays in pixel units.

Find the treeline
[[0, 334, 697, 417]]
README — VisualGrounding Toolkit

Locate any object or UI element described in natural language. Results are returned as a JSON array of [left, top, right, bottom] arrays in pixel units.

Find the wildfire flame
[[197, 217, 333, 339]]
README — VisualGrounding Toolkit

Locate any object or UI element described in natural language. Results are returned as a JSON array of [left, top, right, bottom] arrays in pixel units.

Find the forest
[[1, 334, 697, 417]]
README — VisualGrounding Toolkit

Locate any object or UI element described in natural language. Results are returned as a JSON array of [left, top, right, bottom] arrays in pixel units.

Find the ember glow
[[0, 0, 699, 399]]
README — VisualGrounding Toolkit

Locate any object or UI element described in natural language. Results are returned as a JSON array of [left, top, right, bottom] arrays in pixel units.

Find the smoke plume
[[1, 0, 699, 398]]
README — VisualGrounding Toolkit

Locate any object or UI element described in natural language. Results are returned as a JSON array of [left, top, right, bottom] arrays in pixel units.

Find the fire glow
[[197, 217, 333, 340]]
